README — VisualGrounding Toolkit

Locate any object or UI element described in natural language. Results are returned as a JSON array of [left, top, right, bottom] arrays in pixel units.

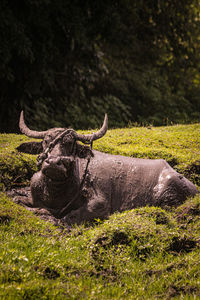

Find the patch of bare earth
[[6, 187, 71, 230]]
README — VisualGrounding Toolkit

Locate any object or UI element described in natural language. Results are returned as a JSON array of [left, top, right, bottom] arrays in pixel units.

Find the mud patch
[[168, 236, 197, 253], [43, 267, 60, 279], [0, 215, 13, 224], [7, 187, 32, 205], [93, 230, 130, 249], [176, 205, 200, 223], [167, 157, 178, 168], [184, 160, 200, 186], [16, 141, 43, 154], [109, 231, 130, 246], [34, 265, 60, 279], [6, 187, 71, 230], [167, 284, 199, 298]]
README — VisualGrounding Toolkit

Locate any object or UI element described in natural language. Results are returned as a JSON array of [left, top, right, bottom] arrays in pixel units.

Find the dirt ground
[[7, 187, 71, 231]]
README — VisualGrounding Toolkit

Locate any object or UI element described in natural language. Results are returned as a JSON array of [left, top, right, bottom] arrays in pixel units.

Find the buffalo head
[[18, 111, 108, 181]]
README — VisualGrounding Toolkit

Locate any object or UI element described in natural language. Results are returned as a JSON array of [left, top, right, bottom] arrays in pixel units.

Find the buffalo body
[[18, 111, 199, 224]]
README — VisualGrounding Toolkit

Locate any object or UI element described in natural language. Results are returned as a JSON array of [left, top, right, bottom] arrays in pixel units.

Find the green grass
[[0, 192, 200, 299], [0, 123, 200, 299], [0, 134, 37, 191]]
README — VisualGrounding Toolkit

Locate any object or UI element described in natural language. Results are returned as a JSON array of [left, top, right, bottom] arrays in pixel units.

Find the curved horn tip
[[95, 112, 108, 138], [19, 110, 25, 130], [19, 110, 47, 139], [103, 112, 108, 123], [20, 110, 24, 121], [103, 113, 108, 128]]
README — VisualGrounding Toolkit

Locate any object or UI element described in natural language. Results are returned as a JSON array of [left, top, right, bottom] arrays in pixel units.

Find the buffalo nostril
[[47, 157, 57, 164], [45, 156, 62, 165], [55, 157, 61, 165], [49, 158, 53, 164]]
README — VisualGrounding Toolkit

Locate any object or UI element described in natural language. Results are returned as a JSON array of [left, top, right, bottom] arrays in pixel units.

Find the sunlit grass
[[0, 191, 200, 299], [0, 123, 200, 298]]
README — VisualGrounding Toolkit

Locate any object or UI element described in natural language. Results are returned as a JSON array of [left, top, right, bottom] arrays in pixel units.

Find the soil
[[6, 187, 72, 230]]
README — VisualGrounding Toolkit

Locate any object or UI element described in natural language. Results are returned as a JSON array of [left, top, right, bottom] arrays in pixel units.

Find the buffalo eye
[[43, 135, 52, 148], [62, 157, 74, 168]]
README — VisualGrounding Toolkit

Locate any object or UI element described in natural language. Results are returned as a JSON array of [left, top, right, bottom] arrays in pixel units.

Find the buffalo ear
[[16, 141, 43, 154]]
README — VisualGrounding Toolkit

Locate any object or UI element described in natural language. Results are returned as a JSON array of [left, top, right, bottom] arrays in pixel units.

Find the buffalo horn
[[74, 114, 108, 143], [19, 111, 48, 139]]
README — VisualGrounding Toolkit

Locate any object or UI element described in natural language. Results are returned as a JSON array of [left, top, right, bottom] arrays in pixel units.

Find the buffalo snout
[[41, 155, 75, 180]]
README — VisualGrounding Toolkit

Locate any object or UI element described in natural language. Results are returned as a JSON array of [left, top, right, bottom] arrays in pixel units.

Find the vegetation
[[0, 0, 200, 132], [0, 134, 37, 191], [0, 191, 200, 299], [0, 124, 200, 299]]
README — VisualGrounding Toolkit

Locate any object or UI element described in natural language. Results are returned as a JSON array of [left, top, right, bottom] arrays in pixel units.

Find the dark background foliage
[[0, 0, 200, 132]]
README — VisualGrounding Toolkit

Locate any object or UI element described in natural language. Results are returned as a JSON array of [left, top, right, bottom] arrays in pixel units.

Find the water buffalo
[[18, 111, 198, 224]]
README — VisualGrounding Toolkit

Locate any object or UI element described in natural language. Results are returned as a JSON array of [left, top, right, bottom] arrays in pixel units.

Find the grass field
[[0, 124, 200, 299]]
